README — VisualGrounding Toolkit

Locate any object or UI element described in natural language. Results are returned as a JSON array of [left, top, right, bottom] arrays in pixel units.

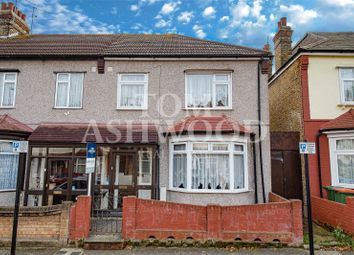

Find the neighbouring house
[[269, 17, 354, 234]]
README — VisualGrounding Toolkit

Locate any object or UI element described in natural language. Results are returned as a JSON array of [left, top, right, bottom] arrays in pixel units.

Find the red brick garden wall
[[122, 193, 303, 245], [312, 196, 354, 234], [69, 196, 91, 241]]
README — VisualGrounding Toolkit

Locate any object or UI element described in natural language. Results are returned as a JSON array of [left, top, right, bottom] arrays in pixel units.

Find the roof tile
[[321, 109, 354, 131]]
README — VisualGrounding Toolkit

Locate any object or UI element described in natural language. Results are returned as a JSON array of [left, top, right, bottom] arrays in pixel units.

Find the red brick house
[[269, 18, 354, 234]]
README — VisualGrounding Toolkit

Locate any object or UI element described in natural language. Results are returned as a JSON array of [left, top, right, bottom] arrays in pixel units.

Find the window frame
[[0, 140, 20, 191], [339, 68, 354, 105], [185, 72, 232, 110], [54, 72, 84, 109], [138, 149, 153, 186], [328, 133, 354, 188], [169, 136, 248, 193], [0, 72, 17, 108], [117, 73, 149, 110]]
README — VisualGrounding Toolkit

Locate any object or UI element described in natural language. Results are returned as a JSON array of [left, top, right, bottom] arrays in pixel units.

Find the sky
[[16, 0, 354, 49]]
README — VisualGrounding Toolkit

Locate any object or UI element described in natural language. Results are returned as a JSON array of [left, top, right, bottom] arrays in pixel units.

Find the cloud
[[111, 7, 117, 15], [160, 2, 180, 15], [130, 5, 139, 11], [155, 19, 171, 28], [177, 11, 193, 24], [251, 0, 262, 18], [269, 13, 275, 22], [279, 4, 318, 25], [230, 0, 250, 26], [220, 16, 229, 22], [193, 24, 206, 39], [322, 0, 354, 7], [202, 6, 216, 18]]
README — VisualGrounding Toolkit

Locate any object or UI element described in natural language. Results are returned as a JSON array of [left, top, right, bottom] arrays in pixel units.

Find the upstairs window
[[117, 73, 148, 109], [55, 73, 84, 108], [339, 68, 354, 104], [0, 73, 17, 107], [186, 73, 231, 109]]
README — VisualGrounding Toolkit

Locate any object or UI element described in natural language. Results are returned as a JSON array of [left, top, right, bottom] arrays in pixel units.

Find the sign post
[[11, 140, 28, 255], [299, 141, 315, 255], [86, 143, 96, 196]]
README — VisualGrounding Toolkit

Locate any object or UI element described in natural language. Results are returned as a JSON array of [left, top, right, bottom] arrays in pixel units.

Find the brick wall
[[122, 193, 303, 245], [312, 196, 354, 234], [0, 202, 71, 244], [69, 196, 92, 241]]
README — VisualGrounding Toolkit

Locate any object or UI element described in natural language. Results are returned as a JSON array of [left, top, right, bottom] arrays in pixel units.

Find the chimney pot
[[21, 13, 26, 20], [263, 43, 270, 52], [1, 3, 7, 10], [16, 9, 21, 16], [280, 17, 287, 26], [8, 2, 14, 11]]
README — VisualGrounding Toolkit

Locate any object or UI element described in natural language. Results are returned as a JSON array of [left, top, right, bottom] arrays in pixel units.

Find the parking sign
[[299, 142, 316, 154]]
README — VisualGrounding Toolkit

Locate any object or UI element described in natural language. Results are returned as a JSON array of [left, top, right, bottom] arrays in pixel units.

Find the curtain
[[56, 82, 68, 107], [29, 158, 45, 190], [69, 73, 83, 107], [344, 81, 354, 102], [173, 154, 187, 188], [120, 84, 144, 107], [337, 139, 354, 150], [215, 84, 228, 107], [191, 154, 229, 190], [234, 154, 245, 189], [337, 155, 354, 184], [2, 82, 15, 106], [0, 154, 19, 190], [187, 74, 213, 107]]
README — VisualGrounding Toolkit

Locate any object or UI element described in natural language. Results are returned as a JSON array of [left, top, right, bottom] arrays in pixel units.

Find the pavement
[[0, 248, 354, 255]]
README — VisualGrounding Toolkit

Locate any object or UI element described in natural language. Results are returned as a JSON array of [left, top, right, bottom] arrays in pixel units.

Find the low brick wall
[[312, 196, 354, 234], [0, 202, 71, 244], [122, 193, 303, 245], [69, 196, 92, 241]]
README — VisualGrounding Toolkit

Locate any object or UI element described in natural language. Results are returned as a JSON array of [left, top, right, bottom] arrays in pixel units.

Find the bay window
[[329, 136, 354, 188], [186, 73, 231, 109], [339, 68, 354, 104], [0, 73, 17, 107], [55, 73, 84, 108], [0, 141, 19, 191], [170, 140, 247, 192], [117, 73, 148, 109]]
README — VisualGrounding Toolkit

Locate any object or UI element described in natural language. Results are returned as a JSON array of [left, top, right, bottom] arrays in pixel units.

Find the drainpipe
[[316, 131, 324, 198], [257, 60, 266, 203], [251, 133, 258, 204], [156, 144, 160, 200]]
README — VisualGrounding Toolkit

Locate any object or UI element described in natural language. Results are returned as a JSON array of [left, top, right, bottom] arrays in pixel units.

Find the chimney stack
[[262, 42, 273, 78], [0, 2, 30, 37], [273, 17, 293, 71]]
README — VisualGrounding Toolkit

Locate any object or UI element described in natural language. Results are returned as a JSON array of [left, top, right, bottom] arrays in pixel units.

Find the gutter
[[251, 133, 258, 203], [316, 131, 324, 198]]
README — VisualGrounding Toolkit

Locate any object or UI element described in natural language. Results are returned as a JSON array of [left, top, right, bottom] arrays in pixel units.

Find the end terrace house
[[0, 2, 272, 210]]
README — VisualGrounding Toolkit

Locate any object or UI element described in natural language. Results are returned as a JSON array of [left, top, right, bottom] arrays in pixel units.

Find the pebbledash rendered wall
[[0, 59, 271, 206], [122, 193, 303, 245]]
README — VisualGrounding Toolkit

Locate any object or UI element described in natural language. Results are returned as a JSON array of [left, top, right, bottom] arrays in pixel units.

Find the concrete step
[[84, 235, 125, 250]]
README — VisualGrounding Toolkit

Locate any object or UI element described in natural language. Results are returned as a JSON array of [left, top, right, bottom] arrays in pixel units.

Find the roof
[[28, 122, 159, 143], [0, 114, 32, 133], [0, 34, 269, 59], [293, 32, 354, 54], [321, 109, 354, 131], [166, 115, 251, 134]]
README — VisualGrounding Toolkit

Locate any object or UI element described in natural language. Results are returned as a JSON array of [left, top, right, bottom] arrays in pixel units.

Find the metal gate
[[90, 192, 122, 235], [270, 132, 303, 200]]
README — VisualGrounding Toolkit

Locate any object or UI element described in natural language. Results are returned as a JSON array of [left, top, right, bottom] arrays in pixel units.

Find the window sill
[[116, 108, 147, 111], [168, 188, 250, 194], [53, 107, 83, 110], [0, 107, 15, 109], [183, 107, 233, 111], [337, 103, 354, 107]]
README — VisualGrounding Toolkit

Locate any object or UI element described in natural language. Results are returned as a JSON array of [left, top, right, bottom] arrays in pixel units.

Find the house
[[269, 17, 354, 233], [0, 2, 273, 214]]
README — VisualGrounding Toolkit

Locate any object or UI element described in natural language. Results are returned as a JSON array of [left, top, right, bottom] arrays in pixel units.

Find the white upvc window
[[185, 73, 232, 109], [0, 141, 19, 191], [339, 68, 354, 104], [0, 73, 17, 108], [138, 149, 152, 186], [117, 73, 148, 109], [55, 73, 84, 108], [329, 135, 354, 188], [169, 138, 248, 193]]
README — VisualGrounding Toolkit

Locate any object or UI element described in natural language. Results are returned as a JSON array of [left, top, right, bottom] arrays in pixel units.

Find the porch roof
[[321, 109, 354, 131], [0, 114, 33, 133], [28, 122, 159, 144], [166, 115, 251, 134]]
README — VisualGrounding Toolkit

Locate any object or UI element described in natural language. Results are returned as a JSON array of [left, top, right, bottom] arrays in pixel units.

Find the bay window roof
[[0, 114, 32, 133], [321, 109, 354, 131], [166, 115, 251, 135]]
